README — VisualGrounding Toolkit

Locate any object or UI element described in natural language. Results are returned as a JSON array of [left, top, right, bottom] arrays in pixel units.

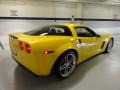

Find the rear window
[[24, 25, 73, 36]]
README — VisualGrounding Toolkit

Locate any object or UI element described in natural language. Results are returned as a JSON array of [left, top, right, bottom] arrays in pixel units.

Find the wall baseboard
[[0, 17, 120, 21]]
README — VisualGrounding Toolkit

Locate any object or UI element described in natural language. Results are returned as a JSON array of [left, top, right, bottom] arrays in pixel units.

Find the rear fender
[[55, 43, 78, 59], [50, 42, 78, 75]]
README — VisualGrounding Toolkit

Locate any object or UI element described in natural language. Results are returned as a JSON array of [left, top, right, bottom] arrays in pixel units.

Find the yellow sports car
[[9, 23, 114, 79]]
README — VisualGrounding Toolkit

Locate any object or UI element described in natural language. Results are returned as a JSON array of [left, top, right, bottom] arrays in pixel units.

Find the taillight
[[25, 44, 31, 53], [19, 41, 31, 53], [19, 41, 24, 50]]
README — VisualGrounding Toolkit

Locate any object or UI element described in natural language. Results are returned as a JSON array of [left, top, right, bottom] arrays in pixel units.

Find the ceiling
[[0, 0, 120, 5]]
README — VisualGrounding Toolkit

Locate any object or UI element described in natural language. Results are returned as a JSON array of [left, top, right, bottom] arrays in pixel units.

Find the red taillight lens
[[19, 41, 24, 50], [25, 44, 31, 53], [19, 41, 31, 53]]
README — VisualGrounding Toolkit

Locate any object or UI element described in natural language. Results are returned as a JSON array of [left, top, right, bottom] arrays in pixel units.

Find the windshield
[[24, 25, 73, 36]]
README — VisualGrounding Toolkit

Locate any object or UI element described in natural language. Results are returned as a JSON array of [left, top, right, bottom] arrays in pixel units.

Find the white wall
[[82, 3, 120, 35], [0, 2, 54, 17], [82, 3, 120, 19], [0, 1, 82, 18]]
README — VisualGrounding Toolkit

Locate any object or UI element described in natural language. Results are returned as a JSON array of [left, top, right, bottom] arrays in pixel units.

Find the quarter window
[[24, 25, 73, 36]]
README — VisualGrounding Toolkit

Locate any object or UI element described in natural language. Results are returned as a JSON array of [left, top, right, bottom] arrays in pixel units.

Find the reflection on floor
[[0, 43, 120, 90], [0, 41, 4, 50]]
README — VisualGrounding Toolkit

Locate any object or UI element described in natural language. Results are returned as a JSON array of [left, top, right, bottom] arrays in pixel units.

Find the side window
[[49, 27, 65, 34], [24, 25, 73, 36], [48, 26, 73, 36], [74, 27, 95, 37]]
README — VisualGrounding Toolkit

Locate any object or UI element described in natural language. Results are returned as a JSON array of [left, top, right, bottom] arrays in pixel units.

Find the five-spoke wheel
[[55, 51, 77, 79]]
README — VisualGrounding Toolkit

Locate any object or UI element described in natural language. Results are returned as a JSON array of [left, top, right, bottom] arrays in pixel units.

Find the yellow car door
[[74, 27, 99, 62]]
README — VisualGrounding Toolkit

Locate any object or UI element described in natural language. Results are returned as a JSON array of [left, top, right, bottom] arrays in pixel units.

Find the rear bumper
[[12, 56, 43, 77], [11, 51, 56, 76]]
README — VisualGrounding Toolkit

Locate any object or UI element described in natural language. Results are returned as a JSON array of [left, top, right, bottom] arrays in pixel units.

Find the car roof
[[58, 23, 86, 27]]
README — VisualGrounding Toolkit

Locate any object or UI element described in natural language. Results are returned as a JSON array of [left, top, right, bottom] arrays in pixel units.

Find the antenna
[[71, 15, 75, 23]]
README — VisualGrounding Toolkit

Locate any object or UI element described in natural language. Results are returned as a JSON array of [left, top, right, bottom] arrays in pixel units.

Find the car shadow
[[14, 54, 108, 90]]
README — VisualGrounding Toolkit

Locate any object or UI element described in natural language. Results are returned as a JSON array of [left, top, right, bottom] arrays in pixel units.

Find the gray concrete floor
[[0, 43, 120, 90]]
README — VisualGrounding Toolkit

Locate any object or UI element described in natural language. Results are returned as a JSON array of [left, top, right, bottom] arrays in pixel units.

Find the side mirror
[[96, 34, 100, 37]]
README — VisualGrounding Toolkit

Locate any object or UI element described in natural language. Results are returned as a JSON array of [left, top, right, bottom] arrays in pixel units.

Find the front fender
[[100, 33, 113, 51]]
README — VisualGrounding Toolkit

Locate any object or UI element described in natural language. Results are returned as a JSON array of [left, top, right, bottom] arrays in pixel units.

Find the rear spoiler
[[9, 34, 18, 39]]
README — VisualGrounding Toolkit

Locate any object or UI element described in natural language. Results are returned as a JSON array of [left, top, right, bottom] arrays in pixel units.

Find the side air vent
[[101, 41, 105, 49]]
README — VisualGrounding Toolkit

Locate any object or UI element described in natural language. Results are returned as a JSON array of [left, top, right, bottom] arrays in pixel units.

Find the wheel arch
[[103, 37, 114, 53], [107, 37, 114, 48], [110, 37, 114, 46], [105, 37, 114, 46], [50, 48, 78, 76]]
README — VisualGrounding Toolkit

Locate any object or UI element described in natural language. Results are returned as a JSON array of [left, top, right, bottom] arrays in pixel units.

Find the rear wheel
[[55, 51, 77, 79], [104, 38, 114, 53]]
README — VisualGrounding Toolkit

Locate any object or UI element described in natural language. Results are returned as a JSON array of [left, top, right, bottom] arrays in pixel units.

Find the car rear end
[[9, 25, 74, 76], [9, 33, 72, 76], [9, 33, 43, 75], [9, 33, 59, 76]]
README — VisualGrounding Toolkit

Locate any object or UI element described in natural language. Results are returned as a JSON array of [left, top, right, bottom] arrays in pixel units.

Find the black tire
[[104, 38, 114, 53], [54, 51, 77, 79]]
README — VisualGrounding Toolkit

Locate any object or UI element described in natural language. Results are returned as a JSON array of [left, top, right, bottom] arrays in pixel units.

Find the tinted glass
[[74, 27, 95, 37], [24, 25, 72, 36]]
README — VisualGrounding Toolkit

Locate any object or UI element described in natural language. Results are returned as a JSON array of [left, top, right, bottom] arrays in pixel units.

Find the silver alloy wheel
[[59, 53, 76, 77], [107, 39, 113, 53]]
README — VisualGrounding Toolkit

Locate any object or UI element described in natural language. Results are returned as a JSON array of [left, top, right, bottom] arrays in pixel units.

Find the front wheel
[[104, 38, 114, 53], [55, 51, 77, 79]]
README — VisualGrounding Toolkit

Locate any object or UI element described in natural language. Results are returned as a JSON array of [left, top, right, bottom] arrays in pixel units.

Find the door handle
[[70, 39, 81, 43], [78, 39, 81, 43]]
